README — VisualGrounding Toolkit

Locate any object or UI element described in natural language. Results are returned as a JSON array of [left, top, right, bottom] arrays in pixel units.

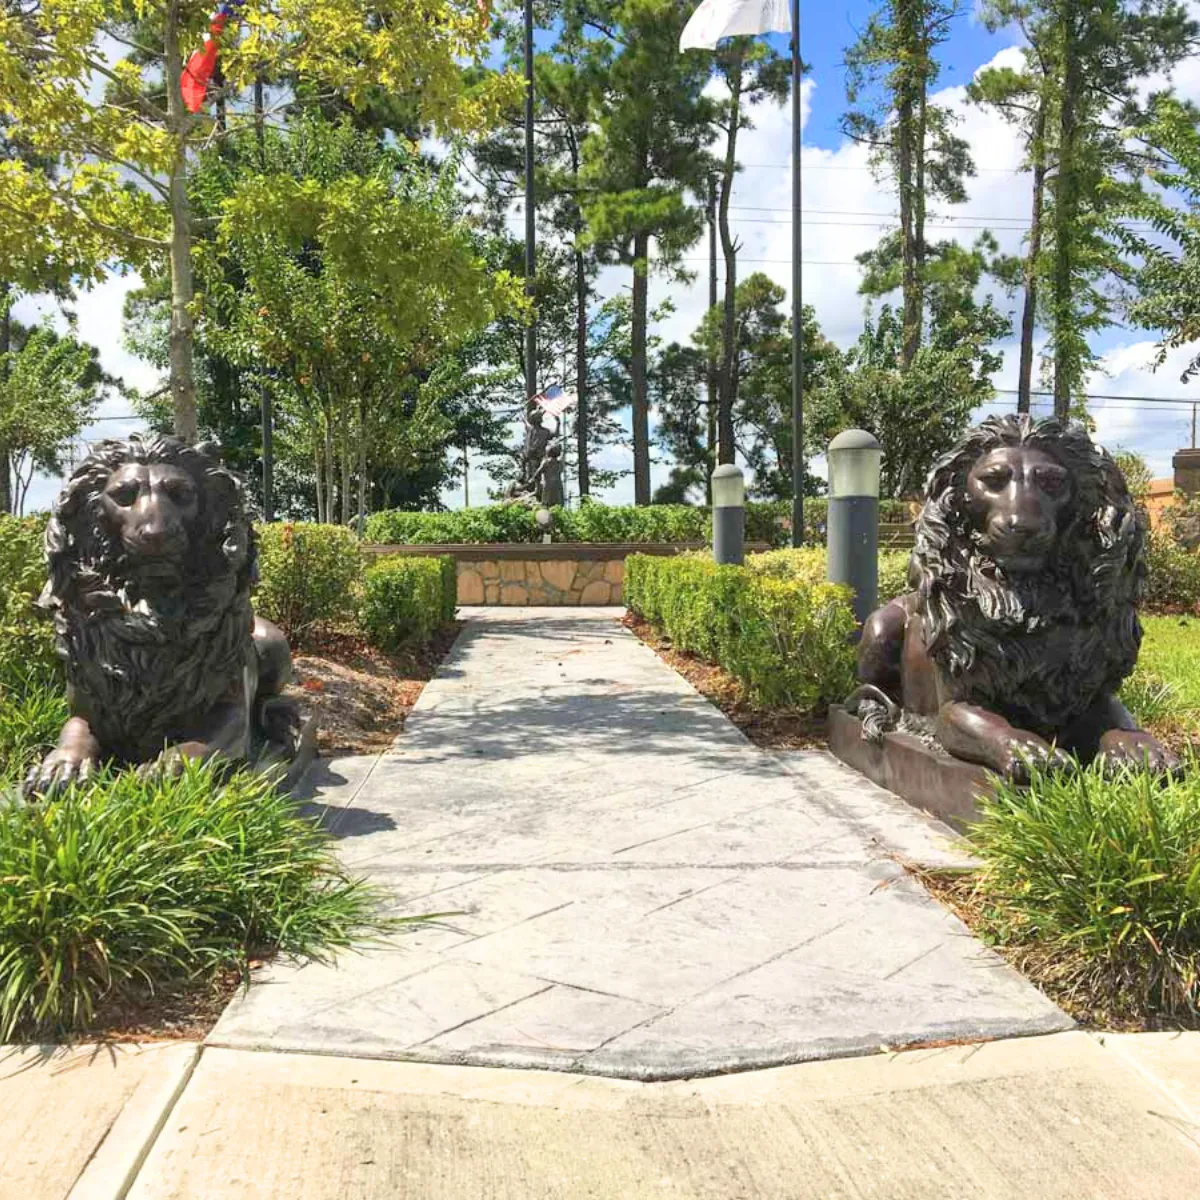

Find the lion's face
[[965, 445, 1073, 575], [912, 415, 1145, 731], [100, 462, 201, 567]]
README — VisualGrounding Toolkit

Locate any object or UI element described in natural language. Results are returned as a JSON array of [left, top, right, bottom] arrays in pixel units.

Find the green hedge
[[744, 547, 912, 607], [254, 523, 364, 641], [359, 556, 457, 652], [625, 552, 856, 710], [0, 514, 56, 690], [364, 499, 914, 549], [1144, 531, 1200, 615]]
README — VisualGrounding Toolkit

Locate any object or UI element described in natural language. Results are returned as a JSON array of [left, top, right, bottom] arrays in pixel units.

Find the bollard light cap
[[828, 429, 882, 498], [711, 463, 746, 508]]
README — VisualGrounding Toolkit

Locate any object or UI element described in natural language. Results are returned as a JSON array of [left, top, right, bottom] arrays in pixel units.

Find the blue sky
[[17, 3, 1200, 512]]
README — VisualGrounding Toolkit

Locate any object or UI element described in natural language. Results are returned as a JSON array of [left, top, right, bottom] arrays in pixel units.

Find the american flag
[[532, 385, 578, 418]]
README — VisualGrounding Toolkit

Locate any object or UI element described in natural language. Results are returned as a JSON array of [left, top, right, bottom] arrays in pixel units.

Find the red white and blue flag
[[532, 385, 578, 418], [181, 0, 246, 114]]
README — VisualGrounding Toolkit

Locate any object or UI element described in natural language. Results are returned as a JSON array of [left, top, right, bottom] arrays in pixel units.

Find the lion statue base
[[838, 415, 1179, 795], [26, 434, 316, 796]]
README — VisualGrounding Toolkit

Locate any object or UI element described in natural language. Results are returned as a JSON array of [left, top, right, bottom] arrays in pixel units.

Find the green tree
[[201, 118, 522, 523], [569, 0, 715, 504], [0, 0, 516, 441], [813, 246, 1011, 497], [0, 319, 114, 513], [843, 0, 973, 367], [1124, 96, 1200, 382], [656, 273, 836, 502], [971, 0, 1197, 419], [688, 39, 790, 464]]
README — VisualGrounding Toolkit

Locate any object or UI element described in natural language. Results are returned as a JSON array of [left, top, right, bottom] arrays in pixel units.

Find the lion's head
[[40, 435, 257, 761], [912, 415, 1144, 732]]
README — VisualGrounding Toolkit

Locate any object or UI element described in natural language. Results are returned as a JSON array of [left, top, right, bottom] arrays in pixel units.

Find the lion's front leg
[[1061, 694, 1181, 775], [146, 700, 251, 778], [937, 701, 1071, 784]]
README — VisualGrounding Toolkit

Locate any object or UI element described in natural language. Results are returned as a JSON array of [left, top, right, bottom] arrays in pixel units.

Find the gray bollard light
[[711, 463, 746, 566], [827, 429, 882, 625]]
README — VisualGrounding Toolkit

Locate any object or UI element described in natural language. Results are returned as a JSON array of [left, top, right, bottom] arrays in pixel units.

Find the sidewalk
[[5, 607, 1200, 1199], [6, 1031, 1199, 1198], [208, 606, 1067, 1078]]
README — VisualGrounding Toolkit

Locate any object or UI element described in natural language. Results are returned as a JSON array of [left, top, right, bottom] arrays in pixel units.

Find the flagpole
[[523, 0, 537, 417], [790, 0, 803, 548]]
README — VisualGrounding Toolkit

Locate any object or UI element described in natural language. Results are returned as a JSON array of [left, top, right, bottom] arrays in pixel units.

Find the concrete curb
[[67, 1043, 200, 1200]]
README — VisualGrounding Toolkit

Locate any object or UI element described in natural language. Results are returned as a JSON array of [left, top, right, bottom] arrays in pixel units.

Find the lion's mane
[[912, 415, 1144, 736], [40, 435, 258, 762]]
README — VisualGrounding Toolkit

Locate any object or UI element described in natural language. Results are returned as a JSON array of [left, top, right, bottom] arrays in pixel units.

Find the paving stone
[[213, 607, 1069, 1078]]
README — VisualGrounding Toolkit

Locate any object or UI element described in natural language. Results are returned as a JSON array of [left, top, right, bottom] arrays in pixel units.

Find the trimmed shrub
[[0, 760, 383, 1038], [967, 757, 1200, 1021], [254, 523, 364, 641], [625, 552, 856, 710], [1144, 530, 1200, 615], [0, 513, 57, 690], [364, 503, 543, 546], [745, 546, 912, 607], [359, 555, 457, 651], [365, 500, 814, 548]]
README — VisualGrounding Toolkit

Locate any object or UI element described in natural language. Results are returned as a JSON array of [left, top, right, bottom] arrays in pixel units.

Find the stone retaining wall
[[363, 542, 768, 607], [458, 557, 624, 605]]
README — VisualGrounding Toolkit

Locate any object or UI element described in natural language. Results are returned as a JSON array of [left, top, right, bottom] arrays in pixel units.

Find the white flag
[[680, 0, 791, 51]]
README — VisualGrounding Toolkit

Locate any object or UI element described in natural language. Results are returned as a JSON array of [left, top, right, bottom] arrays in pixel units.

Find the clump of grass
[[964, 756, 1200, 1025], [0, 759, 385, 1039], [1121, 667, 1183, 730], [0, 664, 68, 780]]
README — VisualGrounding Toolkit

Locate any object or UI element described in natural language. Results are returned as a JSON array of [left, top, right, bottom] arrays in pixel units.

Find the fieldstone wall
[[456, 557, 624, 605]]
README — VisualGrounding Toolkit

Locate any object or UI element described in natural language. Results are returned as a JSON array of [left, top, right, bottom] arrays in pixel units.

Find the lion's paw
[[26, 747, 99, 797], [996, 735, 1073, 785], [1098, 730, 1181, 776]]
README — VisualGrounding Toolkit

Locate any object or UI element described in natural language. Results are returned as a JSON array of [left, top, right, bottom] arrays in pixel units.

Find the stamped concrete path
[[211, 607, 1070, 1079]]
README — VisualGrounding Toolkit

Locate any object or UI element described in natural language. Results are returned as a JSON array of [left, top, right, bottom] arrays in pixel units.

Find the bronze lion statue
[[849, 414, 1179, 782], [27, 434, 304, 794]]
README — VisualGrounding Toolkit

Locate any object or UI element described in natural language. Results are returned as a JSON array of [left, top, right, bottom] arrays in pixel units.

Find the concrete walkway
[[8, 1032, 1200, 1198], [210, 607, 1069, 1079]]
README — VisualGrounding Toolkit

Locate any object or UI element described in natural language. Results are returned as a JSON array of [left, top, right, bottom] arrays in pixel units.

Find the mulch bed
[[72, 969, 245, 1045], [286, 622, 464, 755], [621, 611, 826, 750]]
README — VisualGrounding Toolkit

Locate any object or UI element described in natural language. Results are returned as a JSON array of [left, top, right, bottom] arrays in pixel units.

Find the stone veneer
[[363, 542, 750, 607], [457, 557, 624, 606]]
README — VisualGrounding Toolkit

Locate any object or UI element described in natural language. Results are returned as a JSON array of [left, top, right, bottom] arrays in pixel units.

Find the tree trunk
[[0, 283, 11, 514], [1052, 19, 1082, 424], [356, 395, 367, 537], [717, 57, 743, 466], [631, 231, 651, 505], [896, 2, 922, 369], [163, 2, 199, 443], [324, 413, 335, 523], [314, 443, 326, 523], [254, 73, 266, 168], [340, 419, 352, 526], [1018, 103, 1048, 415], [574, 244, 590, 498]]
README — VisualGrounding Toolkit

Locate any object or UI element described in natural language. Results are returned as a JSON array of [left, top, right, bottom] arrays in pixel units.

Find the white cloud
[[14, 273, 154, 514]]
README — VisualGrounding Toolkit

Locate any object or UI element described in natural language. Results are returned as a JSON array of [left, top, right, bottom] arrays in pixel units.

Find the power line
[[997, 389, 1200, 406]]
